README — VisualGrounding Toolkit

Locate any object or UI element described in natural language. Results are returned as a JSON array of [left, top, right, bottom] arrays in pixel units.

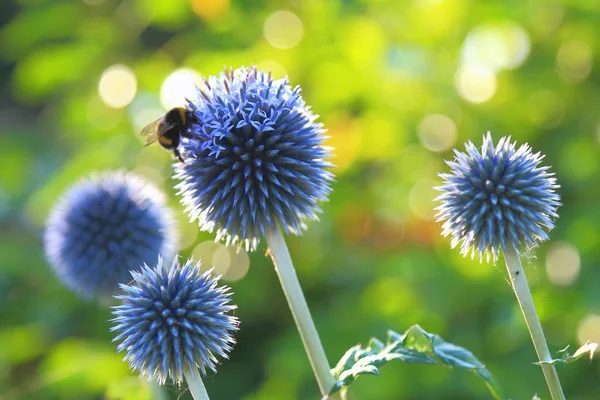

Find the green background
[[1, 0, 599, 399]]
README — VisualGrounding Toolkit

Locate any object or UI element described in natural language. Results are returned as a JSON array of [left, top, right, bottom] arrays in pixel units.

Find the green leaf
[[330, 325, 504, 399], [535, 341, 597, 366]]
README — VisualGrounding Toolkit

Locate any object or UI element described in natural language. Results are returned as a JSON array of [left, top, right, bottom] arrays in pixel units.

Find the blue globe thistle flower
[[44, 171, 177, 297], [111, 257, 239, 384], [174, 66, 333, 251], [435, 133, 561, 261]]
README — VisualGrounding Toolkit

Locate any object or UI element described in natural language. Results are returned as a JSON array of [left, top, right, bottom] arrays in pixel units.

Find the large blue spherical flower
[[111, 257, 239, 384], [44, 171, 177, 297], [435, 133, 561, 261], [174, 66, 333, 251]]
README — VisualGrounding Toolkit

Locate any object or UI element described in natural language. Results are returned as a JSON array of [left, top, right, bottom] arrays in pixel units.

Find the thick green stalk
[[503, 248, 566, 400], [183, 366, 210, 400], [265, 228, 340, 399]]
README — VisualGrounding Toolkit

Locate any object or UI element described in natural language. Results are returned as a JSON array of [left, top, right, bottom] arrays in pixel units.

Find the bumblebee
[[140, 107, 192, 162]]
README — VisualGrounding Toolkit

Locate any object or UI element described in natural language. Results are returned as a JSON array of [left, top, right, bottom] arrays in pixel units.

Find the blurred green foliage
[[1, 0, 600, 399]]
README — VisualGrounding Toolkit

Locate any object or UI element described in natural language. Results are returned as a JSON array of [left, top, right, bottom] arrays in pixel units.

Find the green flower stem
[[266, 228, 340, 399], [339, 387, 349, 399], [503, 248, 566, 400], [150, 381, 169, 400], [183, 366, 210, 400]]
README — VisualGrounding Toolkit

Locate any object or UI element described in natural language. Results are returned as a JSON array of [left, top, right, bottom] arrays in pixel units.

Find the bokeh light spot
[[173, 211, 199, 251], [263, 11, 303, 49], [191, 241, 226, 275], [462, 23, 531, 71], [160, 68, 202, 110], [577, 314, 600, 349], [455, 64, 497, 104], [128, 92, 164, 133], [545, 241, 580, 287], [256, 60, 287, 79], [409, 180, 438, 220], [417, 113, 457, 152], [212, 244, 231, 276], [130, 165, 165, 191], [98, 64, 137, 108], [557, 40, 593, 81], [531, 3, 564, 36], [222, 247, 250, 282]]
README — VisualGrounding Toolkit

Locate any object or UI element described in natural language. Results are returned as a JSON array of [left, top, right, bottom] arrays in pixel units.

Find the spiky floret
[[435, 133, 561, 261], [174, 66, 333, 251], [111, 257, 239, 384], [44, 171, 177, 297]]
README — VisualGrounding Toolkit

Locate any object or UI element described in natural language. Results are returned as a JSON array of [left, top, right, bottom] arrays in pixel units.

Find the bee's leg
[[173, 149, 185, 163]]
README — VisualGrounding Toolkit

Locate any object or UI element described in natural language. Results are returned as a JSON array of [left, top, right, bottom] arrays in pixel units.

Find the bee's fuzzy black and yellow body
[[140, 106, 192, 163]]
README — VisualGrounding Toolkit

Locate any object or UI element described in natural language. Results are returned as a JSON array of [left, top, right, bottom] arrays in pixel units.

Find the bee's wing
[[140, 117, 180, 147], [140, 118, 162, 146]]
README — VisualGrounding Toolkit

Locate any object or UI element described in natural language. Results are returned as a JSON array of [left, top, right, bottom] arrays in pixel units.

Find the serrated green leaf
[[535, 341, 597, 366], [367, 337, 386, 352], [330, 324, 504, 399]]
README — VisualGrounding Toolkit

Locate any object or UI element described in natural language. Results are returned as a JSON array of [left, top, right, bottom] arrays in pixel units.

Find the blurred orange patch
[[336, 205, 372, 245], [190, 0, 230, 20]]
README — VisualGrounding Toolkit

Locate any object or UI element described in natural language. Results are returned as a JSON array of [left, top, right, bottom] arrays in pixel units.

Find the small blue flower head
[[111, 257, 239, 384], [44, 171, 177, 297], [435, 133, 561, 261], [174, 66, 333, 251]]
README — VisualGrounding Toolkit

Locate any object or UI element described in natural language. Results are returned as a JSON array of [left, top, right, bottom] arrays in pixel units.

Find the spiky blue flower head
[[435, 133, 561, 261], [44, 171, 177, 298], [111, 257, 239, 384], [174, 66, 333, 251]]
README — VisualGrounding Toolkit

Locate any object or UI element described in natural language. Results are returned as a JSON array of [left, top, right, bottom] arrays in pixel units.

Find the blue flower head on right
[[435, 133, 561, 261], [174, 66, 333, 251]]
